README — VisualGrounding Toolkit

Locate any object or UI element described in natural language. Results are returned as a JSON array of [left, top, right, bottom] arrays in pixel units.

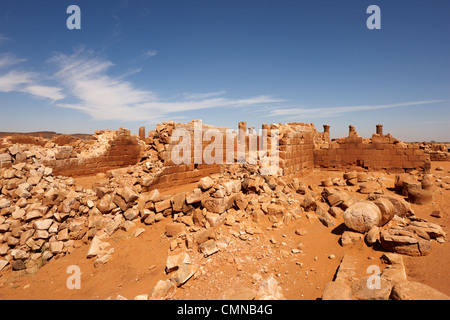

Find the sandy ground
[[0, 162, 448, 300]]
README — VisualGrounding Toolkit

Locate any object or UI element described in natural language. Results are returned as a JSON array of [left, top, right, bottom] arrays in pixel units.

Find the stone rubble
[[0, 123, 448, 300]]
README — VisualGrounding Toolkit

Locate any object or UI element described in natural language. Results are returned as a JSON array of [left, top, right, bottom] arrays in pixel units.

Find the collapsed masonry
[[0, 121, 448, 300], [0, 121, 442, 185]]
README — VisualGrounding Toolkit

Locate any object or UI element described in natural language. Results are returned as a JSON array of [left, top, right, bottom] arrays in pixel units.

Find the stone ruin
[[0, 120, 448, 300]]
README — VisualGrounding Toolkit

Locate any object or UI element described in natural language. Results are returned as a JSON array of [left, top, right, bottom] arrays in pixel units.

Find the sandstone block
[[186, 188, 202, 204], [170, 264, 196, 287], [391, 281, 450, 300], [165, 222, 186, 237], [155, 199, 172, 212], [149, 280, 177, 300], [351, 276, 392, 300], [198, 176, 214, 191], [322, 281, 352, 300], [407, 188, 433, 205], [344, 201, 382, 233]]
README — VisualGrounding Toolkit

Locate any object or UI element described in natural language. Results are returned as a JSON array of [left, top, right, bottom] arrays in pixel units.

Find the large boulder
[[343, 201, 382, 233], [391, 281, 450, 300], [372, 198, 395, 226]]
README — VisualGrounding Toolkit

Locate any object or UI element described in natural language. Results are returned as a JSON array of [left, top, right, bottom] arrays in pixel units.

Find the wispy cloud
[[0, 52, 65, 102], [24, 85, 65, 102], [50, 51, 282, 122], [0, 70, 34, 92], [0, 70, 65, 102], [0, 53, 26, 68], [268, 100, 445, 119], [0, 46, 444, 126], [182, 91, 226, 100], [142, 50, 158, 58]]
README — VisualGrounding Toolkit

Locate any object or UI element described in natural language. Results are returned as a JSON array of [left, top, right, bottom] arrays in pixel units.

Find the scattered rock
[[165, 222, 186, 237], [340, 231, 364, 247], [343, 201, 382, 233], [322, 281, 352, 300], [166, 252, 191, 273], [149, 279, 177, 300], [198, 176, 214, 191], [11, 260, 26, 271], [391, 281, 450, 300], [351, 276, 392, 300], [408, 188, 433, 205], [255, 274, 286, 300], [170, 264, 197, 287]]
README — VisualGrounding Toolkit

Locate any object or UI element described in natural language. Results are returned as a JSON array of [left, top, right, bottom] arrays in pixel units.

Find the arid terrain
[[0, 122, 448, 300]]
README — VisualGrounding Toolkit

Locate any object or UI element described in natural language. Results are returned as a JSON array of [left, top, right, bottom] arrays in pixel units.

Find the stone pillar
[[376, 124, 383, 136], [349, 125, 355, 136], [237, 122, 247, 163], [323, 125, 330, 142], [238, 121, 247, 143], [261, 124, 269, 155], [139, 126, 145, 141]]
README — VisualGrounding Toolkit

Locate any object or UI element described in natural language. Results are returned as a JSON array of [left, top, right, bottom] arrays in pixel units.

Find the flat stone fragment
[[322, 281, 352, 300], [391, 281, 450, 300], [351, 276, 392, 300], [149, 280, 177, 300], [170, 264, 197, 287]]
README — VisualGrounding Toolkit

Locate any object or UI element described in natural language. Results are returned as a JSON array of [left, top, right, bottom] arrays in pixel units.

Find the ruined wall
[[314, 125, 431, 173], [147, 121, 232, 190], [278, 122, 317, 177], [48, 129, 143, 176], [145, 120, 320, 190], [0, 129, 143, 176]]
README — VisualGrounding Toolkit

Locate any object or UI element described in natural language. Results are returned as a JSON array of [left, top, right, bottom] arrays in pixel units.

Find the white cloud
[[51, 51, 282, 121], [0, 70, 34, 92], [0, 70, 65, 101], [24, 85, 65, 102], [143, 50, 158, 58], [0, 53, 27, 68], [182, 91, 226, 100], [268, 100, 444, 119]]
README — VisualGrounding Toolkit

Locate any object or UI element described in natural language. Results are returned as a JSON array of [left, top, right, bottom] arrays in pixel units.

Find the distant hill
[[0, 131, 92, 140]]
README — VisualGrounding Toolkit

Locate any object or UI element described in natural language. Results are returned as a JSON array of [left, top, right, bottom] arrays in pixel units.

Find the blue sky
[[0, 0, 449, 141]]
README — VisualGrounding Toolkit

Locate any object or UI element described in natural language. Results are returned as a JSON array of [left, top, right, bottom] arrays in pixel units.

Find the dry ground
[[0, 162, 448, 300]]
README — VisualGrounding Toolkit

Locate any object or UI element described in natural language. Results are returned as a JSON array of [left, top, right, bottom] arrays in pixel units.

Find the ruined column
[[348, 125, 356, 137], [261, 124, 269, 153], [323, 125, 330, 142], [139, 126, 146, 141], [237, 121, 247, 163], [238, 121, 247, 140], [376, 124, 383, 136]]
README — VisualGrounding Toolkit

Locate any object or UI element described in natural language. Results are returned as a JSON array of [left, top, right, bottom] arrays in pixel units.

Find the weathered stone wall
[[147, 120, 318, 190], [147, 121, 233, 190], [145, 120, 323, 190], [0, 129, 143, 176], [314, 125, 431, 173], [48, 130, 142, 176], [278, 122, 317, 177]]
